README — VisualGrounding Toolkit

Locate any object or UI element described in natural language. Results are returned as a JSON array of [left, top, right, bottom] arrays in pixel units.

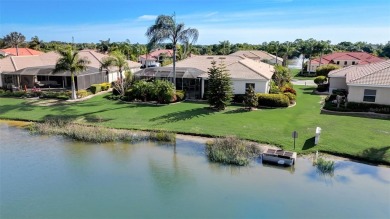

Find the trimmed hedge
[[100, 83, 110, 91], [77, 90, 89, 98], [282, 87, 297, 95], [284, 92, 296, 103], [256, 93, 290, 107], [0, 90, 26, 97], [90, 84, 102, 94], [176, 90, 185, 101], [324, 101, 390, 114], [232, 94, 246, 103]]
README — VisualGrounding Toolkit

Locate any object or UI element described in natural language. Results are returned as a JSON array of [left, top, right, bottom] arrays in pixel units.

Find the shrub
[[205, 136, 261, 166], [269, 80, 280, 94], [152, 80, 175, 104], [175, 90, 185, 101], [243, 85, 258, 109], [325, 94, 337, 103], [314, 157, 335, 175], [282, 87, 297, 95], [0, 90, 26, 97], [77, 90, 89, 98], [132, 80, 153, 101], [100, 82, 110, 91], [347, 102, 390, 114], [284, 92, 296, 103], [56, 95, 69, 100], [316, 64, 341, 77], [256, 93, 290, 107], [90, 84, 102, 94], [149, 131, 176, 142], [317, 84, 329, 92], [314, 76, 328, 85], [232, 94, 246, 103]]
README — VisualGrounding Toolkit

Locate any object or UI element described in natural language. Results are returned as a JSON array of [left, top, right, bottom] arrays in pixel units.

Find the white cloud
[[137, 15, 157, 21]]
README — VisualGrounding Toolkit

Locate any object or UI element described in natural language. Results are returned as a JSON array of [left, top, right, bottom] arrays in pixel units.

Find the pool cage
[[135, 67, 205, 99]]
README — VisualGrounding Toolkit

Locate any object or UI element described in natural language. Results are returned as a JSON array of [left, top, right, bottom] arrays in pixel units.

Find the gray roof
[[3, 65, 101, 76]]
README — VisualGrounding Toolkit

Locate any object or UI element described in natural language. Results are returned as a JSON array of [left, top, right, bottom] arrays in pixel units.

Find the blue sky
[[1, 0, 389, 44]]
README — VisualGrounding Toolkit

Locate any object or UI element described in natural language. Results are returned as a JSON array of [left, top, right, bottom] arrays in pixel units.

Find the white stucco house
[[328, 60, 390, 105], [138, 49, 173, 67], [134, 55, 275, 99]]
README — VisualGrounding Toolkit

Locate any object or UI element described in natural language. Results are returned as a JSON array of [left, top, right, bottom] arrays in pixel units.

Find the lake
[[1, 122, 389, 219]]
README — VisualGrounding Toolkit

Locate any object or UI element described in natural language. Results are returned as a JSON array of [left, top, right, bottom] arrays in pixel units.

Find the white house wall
[[348, 85, 390, 105], [232, 79, 269, 94], [329, 77, 348, 93]]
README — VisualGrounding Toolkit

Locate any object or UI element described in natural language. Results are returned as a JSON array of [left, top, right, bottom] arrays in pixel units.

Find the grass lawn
[[291, 68, 316, 80], [1, 86, 389, 164]]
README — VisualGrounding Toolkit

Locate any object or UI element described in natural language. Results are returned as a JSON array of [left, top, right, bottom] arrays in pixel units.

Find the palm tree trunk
[[319, 51, 323, 68], [119, 69, 124, 95], [173, 44, 177, 88], [71, 73, 77, 100], [16, 44, 19, 56], [301, 53, 305, 74]]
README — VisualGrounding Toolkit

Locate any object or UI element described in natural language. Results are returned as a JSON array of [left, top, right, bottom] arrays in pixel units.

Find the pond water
[[1, 122, 389, 219]]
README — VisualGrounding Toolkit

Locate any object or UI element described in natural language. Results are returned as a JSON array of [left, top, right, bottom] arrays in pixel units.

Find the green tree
[[53, 49, 90, 100], [152, 80, 176, 104], [267, 41, 281, 64], [146, 14, 199, 87], [207, 60, 233, 110], [315, 40, 331, 68], [316, 64, 340, 77], [280, 41, 295, 67], [100, 51, 129, 95], [273, 64, 291, 88], [243, 85, 258, 110], [29, 36, 42, 51], [379, 42, 390, 58], [3, 32, 26, 56]]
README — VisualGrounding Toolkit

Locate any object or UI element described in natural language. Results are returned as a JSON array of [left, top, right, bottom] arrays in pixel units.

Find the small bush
[[77, 90, 89, 98], [205, 136, 261, 166], [232, 94, 245, 103], [0, 90, 26, 97], [332, 89, 348, 96], [325, 94, 337, 103], [90, 84, 102, 94], [282, 87, 297, 95], [149, 131, 176, 142], [317, 84, 329, 92], [100, 82, 110, 91], [347, 102, 390, 114], [257, 93, 290, 107], [316, 64, 341, 77], [152, 80, 175, 104], [175, 90, 186, 101], [56, 95, 69, 100], [284, 92, 296, 103], [314, 76, 328, 85], [314, 157, 335, 175]]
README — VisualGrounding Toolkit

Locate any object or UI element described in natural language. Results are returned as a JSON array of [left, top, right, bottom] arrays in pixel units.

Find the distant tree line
[[1, 32, 390, 63]]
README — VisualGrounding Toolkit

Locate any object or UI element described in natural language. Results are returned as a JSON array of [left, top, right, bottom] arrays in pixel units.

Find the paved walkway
[[291, 79, 316, 86]]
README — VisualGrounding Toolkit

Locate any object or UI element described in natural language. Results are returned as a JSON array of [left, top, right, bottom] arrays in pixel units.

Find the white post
[[315, 127, 322, 145]]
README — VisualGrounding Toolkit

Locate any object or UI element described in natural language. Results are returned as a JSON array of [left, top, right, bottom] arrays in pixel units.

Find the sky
[[0, 0, 389, 45]]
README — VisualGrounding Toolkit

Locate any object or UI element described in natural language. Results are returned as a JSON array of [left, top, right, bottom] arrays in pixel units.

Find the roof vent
[[207, 57, 214, 59], [219, 57, 226, 60]]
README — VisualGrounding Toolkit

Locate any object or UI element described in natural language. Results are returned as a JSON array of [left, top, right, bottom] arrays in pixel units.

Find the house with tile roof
[[0, 48, 43, 56], [230, 50, 283, 65], [138, 49, 174, 67], [328, 60, 390, 105], [307, 52, 384, 72], [0, 50, 141, 89], [135, 55, 274, 99]]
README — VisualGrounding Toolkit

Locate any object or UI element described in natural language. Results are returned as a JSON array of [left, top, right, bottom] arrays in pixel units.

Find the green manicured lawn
[[1, 86, 389, 164], [291, 68, 316, 80]]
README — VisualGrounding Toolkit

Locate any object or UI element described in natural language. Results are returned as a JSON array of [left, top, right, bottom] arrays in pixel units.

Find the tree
[[100, 51, 129, 95], [243, 85, 258, 110], [267, 41, 281, 64], [273, 64, 291, 88], [305, 38, 318, 73], [218, 40, 231, 55], [146, 14, 199, 88], [29, 36, 42, 51], [53, 49, 90, 100], [97, 38, 111, 54], [3, 32, 26, 56], [315, 40, 331, 68], [379, 42, 390, 58], [280, 41, 295, 67], [207, 60, 233, 110], [314, 76, 327, 85], [316, 64, 340, 77]]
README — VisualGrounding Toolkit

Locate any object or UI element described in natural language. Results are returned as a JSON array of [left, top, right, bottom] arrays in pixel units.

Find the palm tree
[[316, 40, 331, 67], [267, 41, 281, 65], [146, 14, 199, 87], [3, 32, 26, 56], [280, 41, 295, 67], [100, 51, 129, 95], [53, 49, 90, 100]]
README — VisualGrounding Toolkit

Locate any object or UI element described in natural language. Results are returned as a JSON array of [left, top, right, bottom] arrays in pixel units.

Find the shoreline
[[0, 119, 388, 167]]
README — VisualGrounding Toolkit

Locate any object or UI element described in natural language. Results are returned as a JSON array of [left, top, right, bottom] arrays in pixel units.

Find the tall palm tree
[[146, 14, 199, 87], [3, 32, 26, 56], [53, 49, 90, 100], [280, 41, 295, 67], [316, 40, 331, 67], [100, 51, 129, 95]]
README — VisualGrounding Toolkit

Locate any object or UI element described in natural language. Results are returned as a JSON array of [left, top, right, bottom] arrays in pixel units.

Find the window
[[344, 61, 347, 65], [245, 83, 255, 91], [337, 61, 340, 65], [352, 61, 356, 65], [363, 89, 376, 102]]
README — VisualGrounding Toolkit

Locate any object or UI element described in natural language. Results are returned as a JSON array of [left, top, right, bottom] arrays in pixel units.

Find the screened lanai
[[135, 67, 205, 99]]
